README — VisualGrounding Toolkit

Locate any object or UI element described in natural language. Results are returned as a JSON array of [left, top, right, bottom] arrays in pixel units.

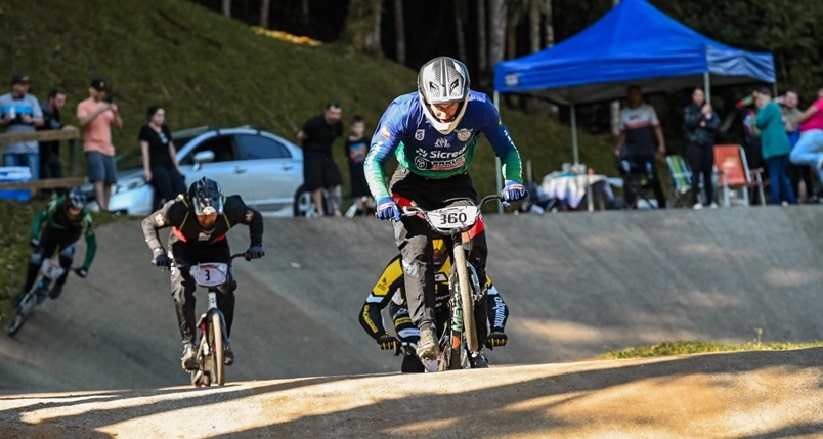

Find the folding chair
[[665, 155, 693, 208], [712, 144, 766, 207]]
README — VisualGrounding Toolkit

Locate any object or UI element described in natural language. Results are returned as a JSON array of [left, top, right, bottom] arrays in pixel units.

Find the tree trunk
[[341, 0, 383, 57], [394, 0, 405, 65], [529, 0, 540, 53], [259, 0, 270, 28], [505, 2, 522, 61], [222, 0, 231, 18], [455, 0, 468, 63], [544, 0, 554, 47], [488, 0, 507, 67], [477, 0, 488, 74]]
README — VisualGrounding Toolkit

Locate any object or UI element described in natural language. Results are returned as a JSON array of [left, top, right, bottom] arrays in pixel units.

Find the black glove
[[153, 252, 172, 268], [75, 267, 89, 278], [245, 245, 264, 260], [376, 333, 399, 351], [30, 238, 40, 248], [485, 331, 508, 349]]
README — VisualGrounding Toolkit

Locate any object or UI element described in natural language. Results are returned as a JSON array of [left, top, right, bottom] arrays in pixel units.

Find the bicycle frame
[[401, 194, 502, 370], [185, 252, 246, 387]]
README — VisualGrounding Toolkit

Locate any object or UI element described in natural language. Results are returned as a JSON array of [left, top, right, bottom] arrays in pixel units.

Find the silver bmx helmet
[[188, 177, 223, 215], [417, 56, 470, 135]]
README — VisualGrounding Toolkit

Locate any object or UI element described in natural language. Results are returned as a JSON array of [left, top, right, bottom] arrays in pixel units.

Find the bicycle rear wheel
[[207, 311, 225, 386], [453, 245, 477, 352]]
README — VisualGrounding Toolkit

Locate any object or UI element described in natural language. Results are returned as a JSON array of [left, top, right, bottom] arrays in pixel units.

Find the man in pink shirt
[[789, 87, 823, 182], [77, 78, 122, 212]]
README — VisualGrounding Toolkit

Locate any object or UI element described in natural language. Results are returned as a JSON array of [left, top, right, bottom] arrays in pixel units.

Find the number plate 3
[[189, 263, 228, 287]]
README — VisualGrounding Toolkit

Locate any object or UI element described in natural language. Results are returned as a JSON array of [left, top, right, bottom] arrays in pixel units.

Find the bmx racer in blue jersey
[[363, 56, 526, 365]]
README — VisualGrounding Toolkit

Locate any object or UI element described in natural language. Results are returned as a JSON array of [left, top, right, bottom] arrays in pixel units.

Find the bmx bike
[[184, 252, 248, 387], [400, 194, 503, 371], [7, 258, 77, 337]]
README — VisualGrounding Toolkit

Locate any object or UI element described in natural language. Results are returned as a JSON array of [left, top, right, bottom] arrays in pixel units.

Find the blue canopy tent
[[493, 0, 775, 165]]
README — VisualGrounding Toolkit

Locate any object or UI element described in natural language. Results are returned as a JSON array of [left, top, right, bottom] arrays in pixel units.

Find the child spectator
[[345, 115, 374, 215]]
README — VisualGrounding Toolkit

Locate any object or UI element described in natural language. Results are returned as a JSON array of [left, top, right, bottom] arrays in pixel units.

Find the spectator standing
[[789, 87, 823, 186], [682, 87, 720, 209], [76, 78, 122, 212], [736, 92, 765, 171], [781, 90, 816, 202], [39, 87, 74, 196], [139, 106, 185, 211], [0, 74, 44, 180], [296, 101, 344, 217], [755, 88, 796, 205], [614, 84, 667, 209], [344, 115, 374, 215]]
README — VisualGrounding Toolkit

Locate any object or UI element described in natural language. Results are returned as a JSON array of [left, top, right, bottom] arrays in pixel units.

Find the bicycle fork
[[197, 291, 227, 357]]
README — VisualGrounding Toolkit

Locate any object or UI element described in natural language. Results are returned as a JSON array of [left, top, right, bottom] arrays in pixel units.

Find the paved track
[[2, 207, 822, 437]]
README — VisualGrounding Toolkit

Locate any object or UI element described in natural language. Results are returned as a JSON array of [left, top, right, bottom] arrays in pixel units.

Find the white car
[[84, 126, 304, 217]]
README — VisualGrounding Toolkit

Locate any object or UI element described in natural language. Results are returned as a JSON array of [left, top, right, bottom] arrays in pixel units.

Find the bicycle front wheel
[[7, 291, 38, 337], [207, 311, 225, 386], [453, 245, 477, 352], [6, 313, 26, 337]]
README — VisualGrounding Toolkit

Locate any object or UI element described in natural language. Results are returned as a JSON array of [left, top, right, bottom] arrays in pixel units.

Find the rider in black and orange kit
[[141, 177, 265, 370], [358, 238, 510, 372]]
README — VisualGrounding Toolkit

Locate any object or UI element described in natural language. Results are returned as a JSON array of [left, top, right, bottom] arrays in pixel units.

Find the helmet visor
[[192, 195, 222, 216]]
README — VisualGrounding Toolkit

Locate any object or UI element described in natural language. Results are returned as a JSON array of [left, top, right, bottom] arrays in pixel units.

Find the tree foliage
[[190, 0, 823, 108]]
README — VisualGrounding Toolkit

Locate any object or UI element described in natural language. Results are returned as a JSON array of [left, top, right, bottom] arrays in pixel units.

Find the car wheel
[[293, 185, 336, 217], [293, 185, 317, 217]]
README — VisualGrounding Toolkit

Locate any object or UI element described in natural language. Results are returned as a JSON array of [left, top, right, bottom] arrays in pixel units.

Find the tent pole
[[493, 91, 503, 214], [703, 71, 711, 106], [571, 104, 579, 165]]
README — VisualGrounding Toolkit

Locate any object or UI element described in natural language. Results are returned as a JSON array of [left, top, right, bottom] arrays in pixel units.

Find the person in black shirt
[[296, 101, 344, 216], [139, 106, 186, 211], [141, 177, 264, 370], [38, 87, 73, 196]]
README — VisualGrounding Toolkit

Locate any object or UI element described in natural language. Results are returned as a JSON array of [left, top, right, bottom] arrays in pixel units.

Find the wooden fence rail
[[0, 128, 84, 191], [0, 128, 86, 189]]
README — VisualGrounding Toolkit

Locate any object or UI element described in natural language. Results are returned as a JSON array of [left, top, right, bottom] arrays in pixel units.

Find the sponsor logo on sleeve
[[380, 125, 392, 139], [455, 128, 473, 142]]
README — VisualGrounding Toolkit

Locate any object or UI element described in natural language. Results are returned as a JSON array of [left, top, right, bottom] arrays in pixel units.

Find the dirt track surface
[[2, 207, 823, 437]]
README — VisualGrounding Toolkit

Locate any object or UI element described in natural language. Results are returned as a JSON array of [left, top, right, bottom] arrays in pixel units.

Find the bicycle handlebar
[[400, 194, 505, 217]]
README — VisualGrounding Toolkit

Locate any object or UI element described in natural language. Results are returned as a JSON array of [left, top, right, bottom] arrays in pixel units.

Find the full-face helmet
[[417, 56, 470, 135], [187, 177, 223, 216], [67, 187, 85, 210]]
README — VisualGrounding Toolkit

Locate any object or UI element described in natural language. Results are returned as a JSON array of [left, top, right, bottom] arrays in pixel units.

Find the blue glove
[[375, 197, 400, 221], [153, 252, 172, 268], [245, 245, 265, 260], [75, 267, 89, 278], [502, 180, 527, 202]]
